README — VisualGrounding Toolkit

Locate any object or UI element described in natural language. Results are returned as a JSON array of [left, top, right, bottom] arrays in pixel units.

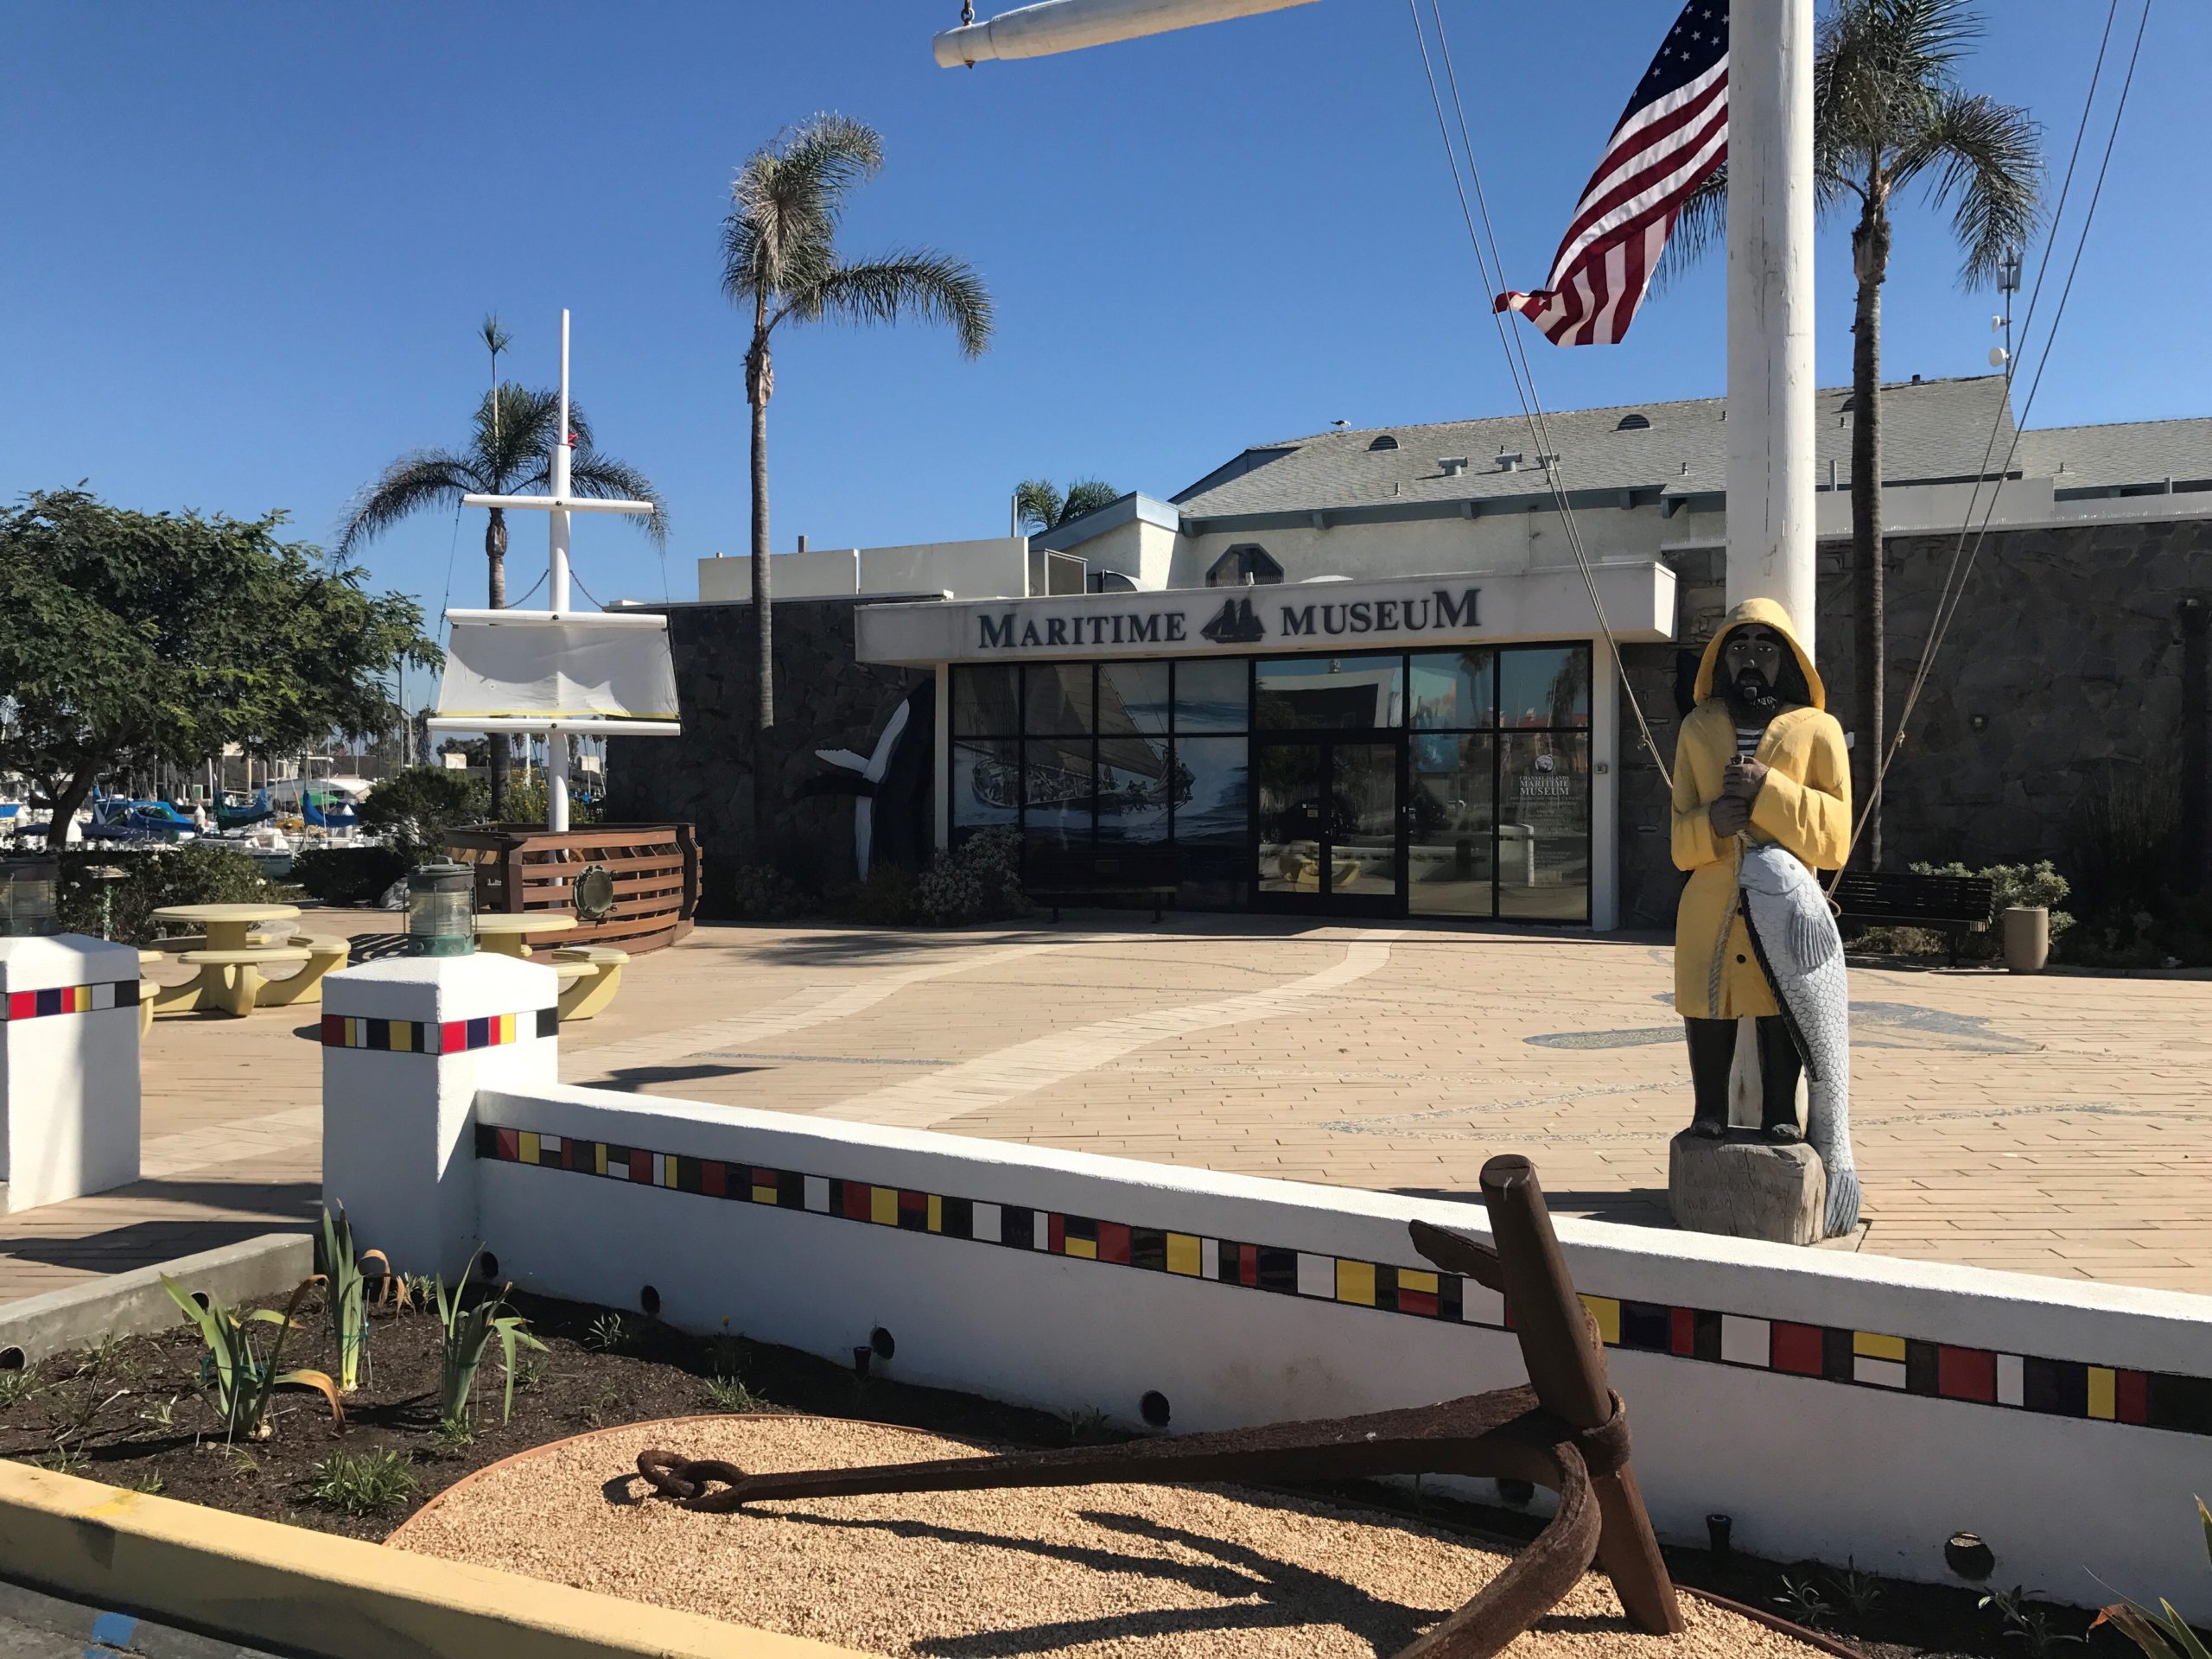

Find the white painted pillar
[[320, 955, 559, 1278], [547, 309, 574, 834], [0, 936, 141, 1214], [1724, 0, 1818, 654]]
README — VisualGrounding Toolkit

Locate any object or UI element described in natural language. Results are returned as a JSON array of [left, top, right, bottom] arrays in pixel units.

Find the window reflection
[[1497, 733, 1590, 920], [1408, 650, 1496, 730], [1408, 734, 1495, 917], [952, 665, 1019, 739], [1173, 660, 1248, 734], [1498, 645, 1590, 729], [1254, 654, 1403, 730]]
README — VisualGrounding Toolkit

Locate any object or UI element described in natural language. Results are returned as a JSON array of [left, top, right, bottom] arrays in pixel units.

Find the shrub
[[1908, 861, 2075, 962], [60, 845, 277, 944], [162, 1274, 341, 1442], [308, 1448, 417, 1516], [353, 766, 486, 860], [917, 828, 1029, 926], [825, 863, 922, 926], [290, 846, 410, 907], [722, 862, 811, 922]]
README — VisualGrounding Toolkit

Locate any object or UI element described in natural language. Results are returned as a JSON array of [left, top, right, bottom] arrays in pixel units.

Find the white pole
[[547, 308, 573, 834], [934, 0, 1318, 67], [1724, 0, 1817, 656]]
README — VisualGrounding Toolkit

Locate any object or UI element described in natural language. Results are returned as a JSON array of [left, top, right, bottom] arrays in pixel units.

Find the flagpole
[[1725, 0, 1818, 654]]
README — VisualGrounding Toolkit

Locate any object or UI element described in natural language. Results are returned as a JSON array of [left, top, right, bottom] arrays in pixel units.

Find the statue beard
[[1726, 667, 1781, 722]]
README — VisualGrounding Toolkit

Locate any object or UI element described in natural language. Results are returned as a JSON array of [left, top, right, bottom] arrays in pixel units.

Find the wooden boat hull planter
[[446, 823, 698, 954]]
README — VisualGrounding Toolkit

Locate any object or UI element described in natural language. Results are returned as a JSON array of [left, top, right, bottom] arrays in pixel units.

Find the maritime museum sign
[[853, 563, 1676, 667]]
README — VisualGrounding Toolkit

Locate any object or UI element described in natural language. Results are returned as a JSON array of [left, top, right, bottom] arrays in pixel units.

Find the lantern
[[405, 862, 476, 957], [0, 855, 60, 938]]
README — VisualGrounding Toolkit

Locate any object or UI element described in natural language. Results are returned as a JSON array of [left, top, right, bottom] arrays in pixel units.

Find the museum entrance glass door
[[1254, 738, 1403, 912]]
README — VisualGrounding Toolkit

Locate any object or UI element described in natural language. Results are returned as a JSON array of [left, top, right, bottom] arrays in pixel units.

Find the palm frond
[[723, 113, 884, 304], [1897, 88, 2042, 285], [1058, 479, 1121, 525], [336, 452, 483, 556], [1014, 480, 1063, 534], [480, 315, 511, 361], [567, 453, 669, 546], [796, 250, 995, 358], [472, 385, 571, 486], [1649, 164, 1727, 295]]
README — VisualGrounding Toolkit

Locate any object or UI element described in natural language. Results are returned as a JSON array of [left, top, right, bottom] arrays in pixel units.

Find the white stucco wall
[[700, 538, 1032, 603], [0, 935, 141, 1214]]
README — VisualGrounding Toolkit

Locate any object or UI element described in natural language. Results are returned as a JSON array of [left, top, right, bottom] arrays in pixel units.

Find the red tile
[[1398, 1290, 1439, 1319], [628, 1149, 653, 1185], [1936, 1346, 1997, 1403], [321, 1014, 346, 1046], [1669, 1306, 1697, 1357], [1048, 1213, 1066, 1254], [1237, 1244, 1258, 1287], [10, 991, 36, 1020], [494, 1128, 519, 1161], [2117, 1369, 2149, 1426], [1097, 1222, 1131, 1264], [841, 1184, 870, 1221], [441, 1020, 467, 1055], [1771, 1322, 1824, 1376], [702, 1161, 728, 1198]]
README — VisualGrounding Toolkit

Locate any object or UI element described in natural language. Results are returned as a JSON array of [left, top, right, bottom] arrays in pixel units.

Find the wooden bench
[[549, 944, 629, 1022], [1023, 846, 1180, 923], [1833, 871, 1996, 965]]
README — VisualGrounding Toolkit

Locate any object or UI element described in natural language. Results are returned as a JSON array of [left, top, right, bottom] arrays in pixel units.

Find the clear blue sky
[[3, 0, 2197, 683]]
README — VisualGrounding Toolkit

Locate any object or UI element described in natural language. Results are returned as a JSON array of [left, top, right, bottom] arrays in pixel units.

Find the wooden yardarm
[[639, 1155, 1682, 1656]]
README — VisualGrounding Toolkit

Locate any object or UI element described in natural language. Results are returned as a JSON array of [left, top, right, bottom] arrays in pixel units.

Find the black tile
[[474, 1123, 499, 1159], [1693, 1310, 1724, 1363], [2023, 1357, 2088, 1417], [1906, 1340, 1942, 1397], [1439, 1275, 1464, 1322], [1255, 1247, 1298, 1294], [676, 1156, 703, 1194], [939, 1195, 974, 1240], [1128, 1228, 1167, 1273], [1619, 1301, 1671, 1353], [1001, 1205, 1035, 1249], [779, 1170, 806, 1210], [1821, 1327, 1855, 1382], [537, 1006, 560, 1039], [2146, 1371, 2212, 1436]]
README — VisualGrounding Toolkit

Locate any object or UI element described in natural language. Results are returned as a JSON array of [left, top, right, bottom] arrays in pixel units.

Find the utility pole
[[1723, 0, 1818, 654]]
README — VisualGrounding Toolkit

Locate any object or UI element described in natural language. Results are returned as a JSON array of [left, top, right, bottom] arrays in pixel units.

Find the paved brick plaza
[[3, 913, 2208, 1303]]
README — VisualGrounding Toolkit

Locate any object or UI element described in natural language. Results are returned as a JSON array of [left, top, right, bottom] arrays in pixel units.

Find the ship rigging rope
[[1406, 0, 1675, 797], [1833, 0, 2147, 883]]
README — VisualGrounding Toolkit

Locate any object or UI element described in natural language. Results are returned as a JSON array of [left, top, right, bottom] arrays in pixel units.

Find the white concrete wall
[[1173, 506, 1670, 590], [699, 539, 1031, 603], [0, 935, 141, 1214], [428, 1073, 2212, 1620]]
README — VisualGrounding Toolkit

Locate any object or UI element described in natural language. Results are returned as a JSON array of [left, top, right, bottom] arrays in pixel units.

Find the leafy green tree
[[337, 363, 666, 820], [1014, 478, 1120, 534], [1662, 0, 2039, 867], [721, 112, 994, 855], [354, 764, 489, 861], [0, 489, 438, 844]]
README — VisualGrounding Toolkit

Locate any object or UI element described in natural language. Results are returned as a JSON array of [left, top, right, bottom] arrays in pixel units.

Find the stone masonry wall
[[604, 598, 931, 906], [1617, 515, 2212, 929]]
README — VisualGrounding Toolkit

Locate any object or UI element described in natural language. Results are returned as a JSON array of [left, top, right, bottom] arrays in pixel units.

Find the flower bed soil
[[0, 1286, 2138, 1658]]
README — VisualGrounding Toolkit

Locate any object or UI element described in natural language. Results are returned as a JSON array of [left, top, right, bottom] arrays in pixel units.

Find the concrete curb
[[0, 1460, 859, 1659], [0, 1234, 314, 1369]]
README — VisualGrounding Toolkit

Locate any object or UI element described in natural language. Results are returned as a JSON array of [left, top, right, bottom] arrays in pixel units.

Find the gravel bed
[[391, 1415, 1828, 1657]]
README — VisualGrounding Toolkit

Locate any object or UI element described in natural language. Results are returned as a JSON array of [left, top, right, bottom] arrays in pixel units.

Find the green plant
[[721, 862, 810, 923], [578, 1381, 623, 1429], [2094, 1498, 2212, 1656], [219, 1444, 261, 1476], [162, 1274, 342, 1442], [584, 1313, 630, 1353], [1981, 1586, 2087, 1654], [308, 1448, 418, 1516], [825, 862, 922, 927], [316, 1205, 391, 1395], [1910, 861, 2075, 959], [707, 1316, 745, 1376], [433, 1414, 474, 1449], [289, 846, 412, 907], [60, 845, 280, 946], [918, 827, 1029, 926], [1014, 478, 1120, 535], [1830, 1560, 1884, 1619], [402, 1273, 435, 1311], [137, 1395, 178, 1429], [1059, 1406, 1116, 1446], [1774, 1576, 1834, 1629], [0, 1365, 41, 1411], [703, 1375, 766, 1413], [41, 1445, 90, 1477], [128, 1470, 164, 1496], [512, 1355, 550, 1394], [432, 1258, 544, 1428]]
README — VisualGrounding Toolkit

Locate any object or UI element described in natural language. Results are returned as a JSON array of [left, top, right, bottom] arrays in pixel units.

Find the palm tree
[[721, 112, 994, 856], [339, 381, 666, 820], [1015, 478, 1121, 534], [1662, 0, 2038, 866]]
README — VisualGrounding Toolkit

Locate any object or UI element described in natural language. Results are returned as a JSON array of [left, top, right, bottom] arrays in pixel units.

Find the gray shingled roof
[[2016, 417, 2212, 495], [1173, 376, 2024, 518]]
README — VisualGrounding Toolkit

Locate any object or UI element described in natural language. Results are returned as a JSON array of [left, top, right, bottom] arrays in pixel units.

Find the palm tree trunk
[[1850, 205, 1889, 871], [748, 314, 774, 864], [484, 506, 512, 822]]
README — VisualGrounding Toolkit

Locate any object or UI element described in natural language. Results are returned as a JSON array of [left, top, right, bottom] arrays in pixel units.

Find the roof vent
[[1368, 434, 1399, 451], [1910, 373, 1923, 385], [1615, 412, 1651, 430], [1440, 456, 1470, 477], [1497, 451, 1523, 472]]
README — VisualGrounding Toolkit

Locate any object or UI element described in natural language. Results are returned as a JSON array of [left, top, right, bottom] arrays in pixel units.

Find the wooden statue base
[[1669, 1129, 1826, 1247]]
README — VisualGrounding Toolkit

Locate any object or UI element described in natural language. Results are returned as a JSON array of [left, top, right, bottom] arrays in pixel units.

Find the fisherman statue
[[1669, 598, 1861, 1238]]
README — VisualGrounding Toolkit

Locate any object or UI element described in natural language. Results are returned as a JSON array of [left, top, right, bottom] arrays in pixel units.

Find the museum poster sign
[[853, 563, 1675, 666]]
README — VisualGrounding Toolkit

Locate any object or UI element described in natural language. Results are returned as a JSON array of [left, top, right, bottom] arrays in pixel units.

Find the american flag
[[1496, 1, 1728, 346]]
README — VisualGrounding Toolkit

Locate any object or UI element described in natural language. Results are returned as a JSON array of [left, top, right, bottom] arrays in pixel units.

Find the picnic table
[[472, 912, 578, 958], [146, 902, 349, 1017]]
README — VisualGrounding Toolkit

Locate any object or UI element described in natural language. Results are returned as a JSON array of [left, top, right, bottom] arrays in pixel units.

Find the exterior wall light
[[405, 861, 477, 957], [0, 855, 60, 938]]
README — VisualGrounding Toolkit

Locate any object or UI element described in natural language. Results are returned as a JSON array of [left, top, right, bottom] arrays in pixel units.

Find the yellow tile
[[594, 1143, 607, 1176], [1397, 1268, 1439, 1295], [1063, 1236, 1097, 1260], [927, 1195, 943, 1233], [870, 1186, 898, 1227], [751, 1185, 778, 1205], [499, 1013, 516, 1045], [518, 1132, 539, 1165], [1166, 1233, 1204, 1277], [2088, 1366, 2117, 1421], [1336, 1260, 1377, 1306], [1853, 1332, 1907, 1363], [1581, 1294, 1621, 1346], [661, 1154, 677, 1188], [391, 1021, 413, 1053]]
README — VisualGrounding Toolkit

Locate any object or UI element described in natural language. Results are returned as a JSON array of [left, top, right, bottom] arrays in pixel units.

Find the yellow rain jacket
[[1672, 597, 1851, 1020]]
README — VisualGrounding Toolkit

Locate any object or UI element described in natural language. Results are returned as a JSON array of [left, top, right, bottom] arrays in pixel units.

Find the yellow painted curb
[[0, 1459, 862, 1659]]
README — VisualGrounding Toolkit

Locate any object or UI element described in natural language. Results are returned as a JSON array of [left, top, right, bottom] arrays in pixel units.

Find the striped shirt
[[1735, 726, 1764, 760]]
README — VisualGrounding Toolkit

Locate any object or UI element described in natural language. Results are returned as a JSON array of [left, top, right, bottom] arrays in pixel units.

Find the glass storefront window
[[1254, 653, 1403, 730], [1497, 732, 1590, 921], [1024, 664, 1095, 734], [1498, 645, 1591, 729], [1407, 733, 1495, 917], [1408, 650, 1496, 730], [1096, 661, 1170, 735], [1172, 735, 1248, 847], [951, 664, 1020, 739], [950, 739, 1019, 833], [1173, 659, 1248, 733]]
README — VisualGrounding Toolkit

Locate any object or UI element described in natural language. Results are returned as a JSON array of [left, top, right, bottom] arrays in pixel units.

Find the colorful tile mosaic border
[[1, 980, 141, 1021], [477, 1124, 2212, 1440], [322, 1007, 556, 1055]]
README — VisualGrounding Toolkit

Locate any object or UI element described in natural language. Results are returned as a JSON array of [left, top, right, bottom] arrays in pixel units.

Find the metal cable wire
[[1407, 0, 1676, 797]]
